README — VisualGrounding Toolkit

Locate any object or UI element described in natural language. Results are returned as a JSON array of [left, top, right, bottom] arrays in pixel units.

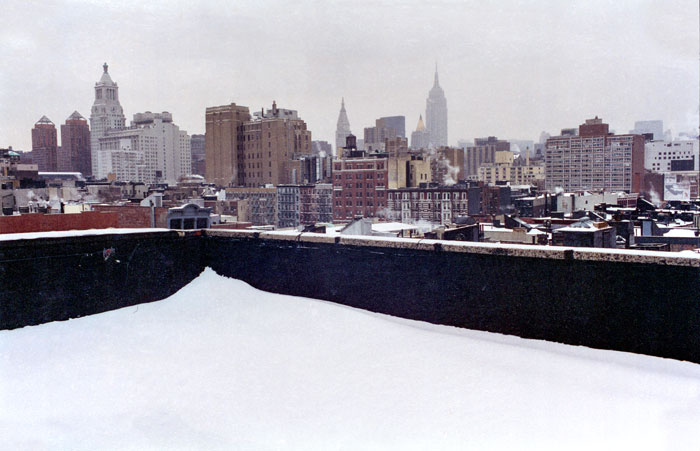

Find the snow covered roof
[[371, 222, 419, 233], [2, 268, 698, 447]]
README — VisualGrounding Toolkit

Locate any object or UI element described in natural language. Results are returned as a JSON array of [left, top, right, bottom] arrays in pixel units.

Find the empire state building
[[425, 66, 448, 148]]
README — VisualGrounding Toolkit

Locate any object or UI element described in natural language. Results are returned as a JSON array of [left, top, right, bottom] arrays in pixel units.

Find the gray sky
[[1, 0, 698, 152]]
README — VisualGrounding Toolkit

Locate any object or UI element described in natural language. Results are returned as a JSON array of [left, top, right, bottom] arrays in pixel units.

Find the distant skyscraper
[[191, 134, 205, 176], [31, 116, 58, 172], [90, 63, 126, 179], [630, 120, 664, 141], [335, 98, 352, 156], [59, 111, 91, 175], [410, 115, 430, 149], [379, 116, 406, 138], [425, 66, 448, 147]]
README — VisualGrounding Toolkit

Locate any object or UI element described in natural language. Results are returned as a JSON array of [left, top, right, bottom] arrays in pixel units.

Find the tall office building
[[31, 116, 58, 172], [545, 117, 644, 193], [90, 63, 126, 179], [205, 103, 251, 187], [58, 111, 91, 175], [190, 134, 205, 176], [335, 98, 352, 156], [426, 66, 448, 148]]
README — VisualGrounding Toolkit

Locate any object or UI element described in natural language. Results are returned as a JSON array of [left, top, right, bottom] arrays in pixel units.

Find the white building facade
[[98, 112, 191, 185], [89, 63, 126, 179], [644, 139, 698, 173]]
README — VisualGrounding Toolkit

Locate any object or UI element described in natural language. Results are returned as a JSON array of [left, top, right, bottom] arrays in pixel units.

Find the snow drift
[[1, 268, 699, 450]]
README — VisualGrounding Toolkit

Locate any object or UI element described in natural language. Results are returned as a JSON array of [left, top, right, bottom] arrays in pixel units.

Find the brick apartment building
[[545, 117, 645, 193], [205, 101, 311, 188], [332, 136, 389, 221]]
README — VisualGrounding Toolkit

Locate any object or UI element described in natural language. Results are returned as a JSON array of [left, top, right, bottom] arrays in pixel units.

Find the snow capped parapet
[[204, 229, 700, 267]]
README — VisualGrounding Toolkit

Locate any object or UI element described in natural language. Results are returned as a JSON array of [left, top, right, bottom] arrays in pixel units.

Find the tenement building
[[277, 183, 333, 228], [545, 117, 644, 193], [386, 186, 469, 225], [205, 101, 312, 187], [224, 187, 277, 226], [332, 135, 389, 221]]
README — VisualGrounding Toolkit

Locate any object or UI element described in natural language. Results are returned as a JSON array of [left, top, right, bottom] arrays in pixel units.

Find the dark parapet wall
[[0, 231, 205, 330], [2, 228, 700, 364], [206, 230, 700, 364]]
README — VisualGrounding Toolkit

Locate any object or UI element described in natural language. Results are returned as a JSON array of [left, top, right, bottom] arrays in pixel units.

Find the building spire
[[341, 97, 346, 111], [434, 62, 439, 87], [103, 62, 108, 73]]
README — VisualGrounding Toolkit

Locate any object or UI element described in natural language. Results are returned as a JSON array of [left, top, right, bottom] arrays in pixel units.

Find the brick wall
[[0, 211, 119, 234], [92, 205, 168, 228]]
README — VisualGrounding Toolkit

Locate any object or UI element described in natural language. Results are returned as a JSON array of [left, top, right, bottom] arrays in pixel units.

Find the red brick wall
[[0, 211, 119, 234], [92, 205, 169, 228]]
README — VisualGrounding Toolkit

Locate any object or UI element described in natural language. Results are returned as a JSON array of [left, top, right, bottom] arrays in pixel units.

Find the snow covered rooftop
[[2, 268, 698, 449]]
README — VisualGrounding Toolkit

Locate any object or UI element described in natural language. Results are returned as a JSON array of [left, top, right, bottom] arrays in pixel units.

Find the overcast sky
[[1, 0, 698, 152]]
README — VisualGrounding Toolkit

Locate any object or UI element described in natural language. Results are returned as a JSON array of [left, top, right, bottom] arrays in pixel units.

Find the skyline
[[2, 0, 699, 152]]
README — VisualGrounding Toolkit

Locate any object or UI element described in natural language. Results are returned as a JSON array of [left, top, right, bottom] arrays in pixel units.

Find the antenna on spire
[[434, 62, 439, 86]]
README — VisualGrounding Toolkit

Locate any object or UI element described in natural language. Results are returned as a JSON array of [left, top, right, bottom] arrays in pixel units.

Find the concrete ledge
[[204, 229, 700, 267]]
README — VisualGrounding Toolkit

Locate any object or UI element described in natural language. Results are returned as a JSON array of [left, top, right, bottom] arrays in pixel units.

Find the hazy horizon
[[2, 0, 698, 152]]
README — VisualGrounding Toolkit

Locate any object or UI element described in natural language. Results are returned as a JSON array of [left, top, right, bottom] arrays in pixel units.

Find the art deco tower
[[425, 66, 448, 148], [335, 98, 352, 156], [90, 63, 126, 179]]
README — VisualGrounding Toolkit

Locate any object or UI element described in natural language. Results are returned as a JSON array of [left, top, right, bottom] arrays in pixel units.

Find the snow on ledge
[[205, 229, 700, 267], [0, 228, 172, 242]]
